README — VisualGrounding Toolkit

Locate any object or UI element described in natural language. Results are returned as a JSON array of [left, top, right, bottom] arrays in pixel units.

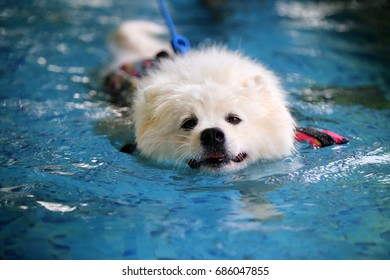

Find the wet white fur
[[109, 21, 296, 171]]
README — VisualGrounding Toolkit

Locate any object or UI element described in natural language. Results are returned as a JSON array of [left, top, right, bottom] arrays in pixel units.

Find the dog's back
[[106, 20, 171, 73], [103, 21, 172, 105]]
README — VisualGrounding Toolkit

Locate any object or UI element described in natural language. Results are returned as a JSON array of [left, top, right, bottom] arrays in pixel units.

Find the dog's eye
[[181, 116, 198, 130], [226, 114, 242, 125]]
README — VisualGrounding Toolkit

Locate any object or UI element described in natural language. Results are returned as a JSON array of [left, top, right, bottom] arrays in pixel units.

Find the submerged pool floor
[[0, 0, 389, 259]]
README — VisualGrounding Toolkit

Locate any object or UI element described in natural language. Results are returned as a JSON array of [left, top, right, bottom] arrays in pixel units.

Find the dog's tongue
[[207, 153, 225, 159], [188, 153, 228, 169], [205, 153, 227, 165]]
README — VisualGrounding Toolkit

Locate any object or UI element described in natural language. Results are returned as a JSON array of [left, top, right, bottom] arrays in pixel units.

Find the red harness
[[295, 127, 348, 148]]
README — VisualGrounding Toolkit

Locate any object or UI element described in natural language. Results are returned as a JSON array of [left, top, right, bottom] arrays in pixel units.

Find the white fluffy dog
[[105, 21, 296, 171]]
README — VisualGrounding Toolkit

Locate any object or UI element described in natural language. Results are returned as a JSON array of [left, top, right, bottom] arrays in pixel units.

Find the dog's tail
[[107, 20, 171, 71]]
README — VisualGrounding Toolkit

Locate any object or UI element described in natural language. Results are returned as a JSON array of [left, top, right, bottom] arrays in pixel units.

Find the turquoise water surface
[[0, 0, 389, 259]]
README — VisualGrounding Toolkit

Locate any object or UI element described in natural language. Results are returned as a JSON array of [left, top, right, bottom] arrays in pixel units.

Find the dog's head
[[133, 47, 296, 171]]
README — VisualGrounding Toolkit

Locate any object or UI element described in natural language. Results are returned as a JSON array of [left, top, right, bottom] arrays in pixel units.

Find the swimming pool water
[[0, 0, 389, 259]]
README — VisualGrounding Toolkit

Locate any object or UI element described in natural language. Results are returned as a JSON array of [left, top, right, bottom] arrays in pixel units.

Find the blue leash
[[157, 0, 190, 55]]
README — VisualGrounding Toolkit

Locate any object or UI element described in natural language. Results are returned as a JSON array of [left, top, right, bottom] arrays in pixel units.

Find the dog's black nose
[[201, 127, 225, 147]]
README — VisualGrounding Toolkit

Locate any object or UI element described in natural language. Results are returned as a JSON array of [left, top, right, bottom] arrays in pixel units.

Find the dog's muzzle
[[188, 127, 247, 169]]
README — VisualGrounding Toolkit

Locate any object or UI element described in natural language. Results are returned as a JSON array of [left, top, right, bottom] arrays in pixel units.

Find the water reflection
[[298, 85, 390, 109], [1, 0, 389, 259]]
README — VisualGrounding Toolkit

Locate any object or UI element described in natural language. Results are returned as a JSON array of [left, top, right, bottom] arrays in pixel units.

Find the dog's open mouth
[[188, 152, 247, 169]]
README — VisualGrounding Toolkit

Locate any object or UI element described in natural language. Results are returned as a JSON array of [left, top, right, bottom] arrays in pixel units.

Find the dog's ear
[[142, 85, 160, 104], [241, 75, 264, 90], [241, 73, 283, 98]]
